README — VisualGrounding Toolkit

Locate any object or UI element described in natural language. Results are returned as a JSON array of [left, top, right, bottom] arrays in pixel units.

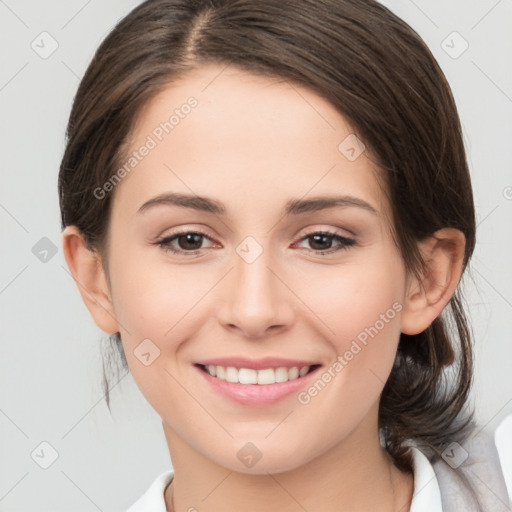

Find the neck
[[162, 417, 413, 512]]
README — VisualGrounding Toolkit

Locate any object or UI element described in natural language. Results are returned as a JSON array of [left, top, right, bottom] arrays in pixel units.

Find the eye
[[294, 230, 356, 255], [156, 230, 216, 255], [155, 229, 355, 256]]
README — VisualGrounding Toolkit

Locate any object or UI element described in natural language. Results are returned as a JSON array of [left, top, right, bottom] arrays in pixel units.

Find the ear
[[62, 225, 119, 335], [401, 228, 465, 335]]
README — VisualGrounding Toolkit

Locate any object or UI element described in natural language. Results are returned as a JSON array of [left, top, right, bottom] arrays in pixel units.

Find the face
[[103, 64, 411, 473]]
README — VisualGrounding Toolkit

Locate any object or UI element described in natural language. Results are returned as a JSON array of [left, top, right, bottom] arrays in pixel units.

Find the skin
[[63, 64, 466, 511]]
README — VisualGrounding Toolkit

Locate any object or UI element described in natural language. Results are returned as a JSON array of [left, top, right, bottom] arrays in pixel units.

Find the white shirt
[[495, 413, 512, 507], [126, 447, 443, 512]]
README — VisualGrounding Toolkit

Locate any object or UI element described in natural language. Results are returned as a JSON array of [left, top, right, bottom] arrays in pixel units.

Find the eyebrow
[[138, 192, 378, 216]]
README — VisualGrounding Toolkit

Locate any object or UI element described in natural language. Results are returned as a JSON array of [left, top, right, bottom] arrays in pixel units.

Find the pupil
[[180, 233, 202, 250], [310, 234, 331, 251]]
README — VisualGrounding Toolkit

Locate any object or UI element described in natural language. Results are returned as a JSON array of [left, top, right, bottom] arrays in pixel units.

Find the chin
[[207, 438, 315, 476]]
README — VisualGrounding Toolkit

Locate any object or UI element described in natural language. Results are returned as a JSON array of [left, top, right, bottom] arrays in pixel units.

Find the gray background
[[1, 0, 511, 510]]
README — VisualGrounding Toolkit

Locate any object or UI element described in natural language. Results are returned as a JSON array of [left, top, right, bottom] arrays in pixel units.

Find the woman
[[58, 0, 510, 510]]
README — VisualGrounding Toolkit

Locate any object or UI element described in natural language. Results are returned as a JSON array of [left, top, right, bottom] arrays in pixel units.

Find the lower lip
[[195, 365, 321, 406]]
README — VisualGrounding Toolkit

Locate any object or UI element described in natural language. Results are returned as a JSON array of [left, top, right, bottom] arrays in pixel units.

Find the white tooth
[[288, 367, 299, 380], [211, 365, 309, 384], [239, 368, 257, 384], [299, 366, 309, 377], [216, 366, 225, 379], [225, 366, 239, 383], [257, 368, 276, 385], [275, 367, 289, 383]]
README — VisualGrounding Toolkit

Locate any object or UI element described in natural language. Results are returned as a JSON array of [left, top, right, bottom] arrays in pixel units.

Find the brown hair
[[58, 0, 476, 471]]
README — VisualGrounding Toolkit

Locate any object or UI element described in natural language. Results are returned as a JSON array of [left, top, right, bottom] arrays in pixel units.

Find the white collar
[[409, 446, 443, 511]]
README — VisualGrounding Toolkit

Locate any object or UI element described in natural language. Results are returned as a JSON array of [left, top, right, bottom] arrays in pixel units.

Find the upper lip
[[195, 357, 321, 370]]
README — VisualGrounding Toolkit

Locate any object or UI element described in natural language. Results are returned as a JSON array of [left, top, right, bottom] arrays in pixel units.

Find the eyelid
[[292, 223, 356, 241], [155, 225, 215, 243]]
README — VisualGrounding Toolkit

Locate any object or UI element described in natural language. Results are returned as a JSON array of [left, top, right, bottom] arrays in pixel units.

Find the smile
[[195, 359, 323, 405], [198, 364, 319, 385]]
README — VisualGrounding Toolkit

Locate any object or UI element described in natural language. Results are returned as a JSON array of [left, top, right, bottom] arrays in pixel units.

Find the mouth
[[195, 363, 321, 385], [194, 359, 323, 406]]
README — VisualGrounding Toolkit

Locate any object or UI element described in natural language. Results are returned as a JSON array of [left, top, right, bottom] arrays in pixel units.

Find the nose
[[215, 244, 295, 339]]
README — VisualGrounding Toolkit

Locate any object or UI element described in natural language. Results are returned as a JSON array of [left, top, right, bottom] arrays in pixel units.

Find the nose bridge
[[217, 234, 293, 337]]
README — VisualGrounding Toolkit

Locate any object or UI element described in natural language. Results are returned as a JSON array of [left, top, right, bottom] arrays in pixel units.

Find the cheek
[[294, 250, 406, 412], [107, 255, 204, 412], [109, 250, 210, 341], [106, 251, 222, 405], [295, 252, 406, 349]]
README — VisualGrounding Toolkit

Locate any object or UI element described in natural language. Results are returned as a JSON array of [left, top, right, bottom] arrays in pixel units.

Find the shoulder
[[430, 425, 511, 512]]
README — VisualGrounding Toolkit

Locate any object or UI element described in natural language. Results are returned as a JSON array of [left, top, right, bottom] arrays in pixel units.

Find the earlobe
[[401, 228, 465, 335], [62, 226, 120, 335]]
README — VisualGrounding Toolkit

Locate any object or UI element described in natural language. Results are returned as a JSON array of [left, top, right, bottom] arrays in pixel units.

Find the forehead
[[113, 64, 390, 222], [130, 64, 348, 155]]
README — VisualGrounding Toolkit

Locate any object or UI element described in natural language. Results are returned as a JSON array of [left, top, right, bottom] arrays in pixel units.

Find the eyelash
[[155, 229, 356, 256]]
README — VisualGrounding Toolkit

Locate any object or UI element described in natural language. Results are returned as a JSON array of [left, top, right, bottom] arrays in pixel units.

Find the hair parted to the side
[[58, 0, 476, 472]]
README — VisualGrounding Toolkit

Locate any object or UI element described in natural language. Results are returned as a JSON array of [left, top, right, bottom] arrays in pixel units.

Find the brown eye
[[157, 230, 214, 255], [295, 231, 355, 255], [174, 233, 204, 250], [308, 233, 335, 251]]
